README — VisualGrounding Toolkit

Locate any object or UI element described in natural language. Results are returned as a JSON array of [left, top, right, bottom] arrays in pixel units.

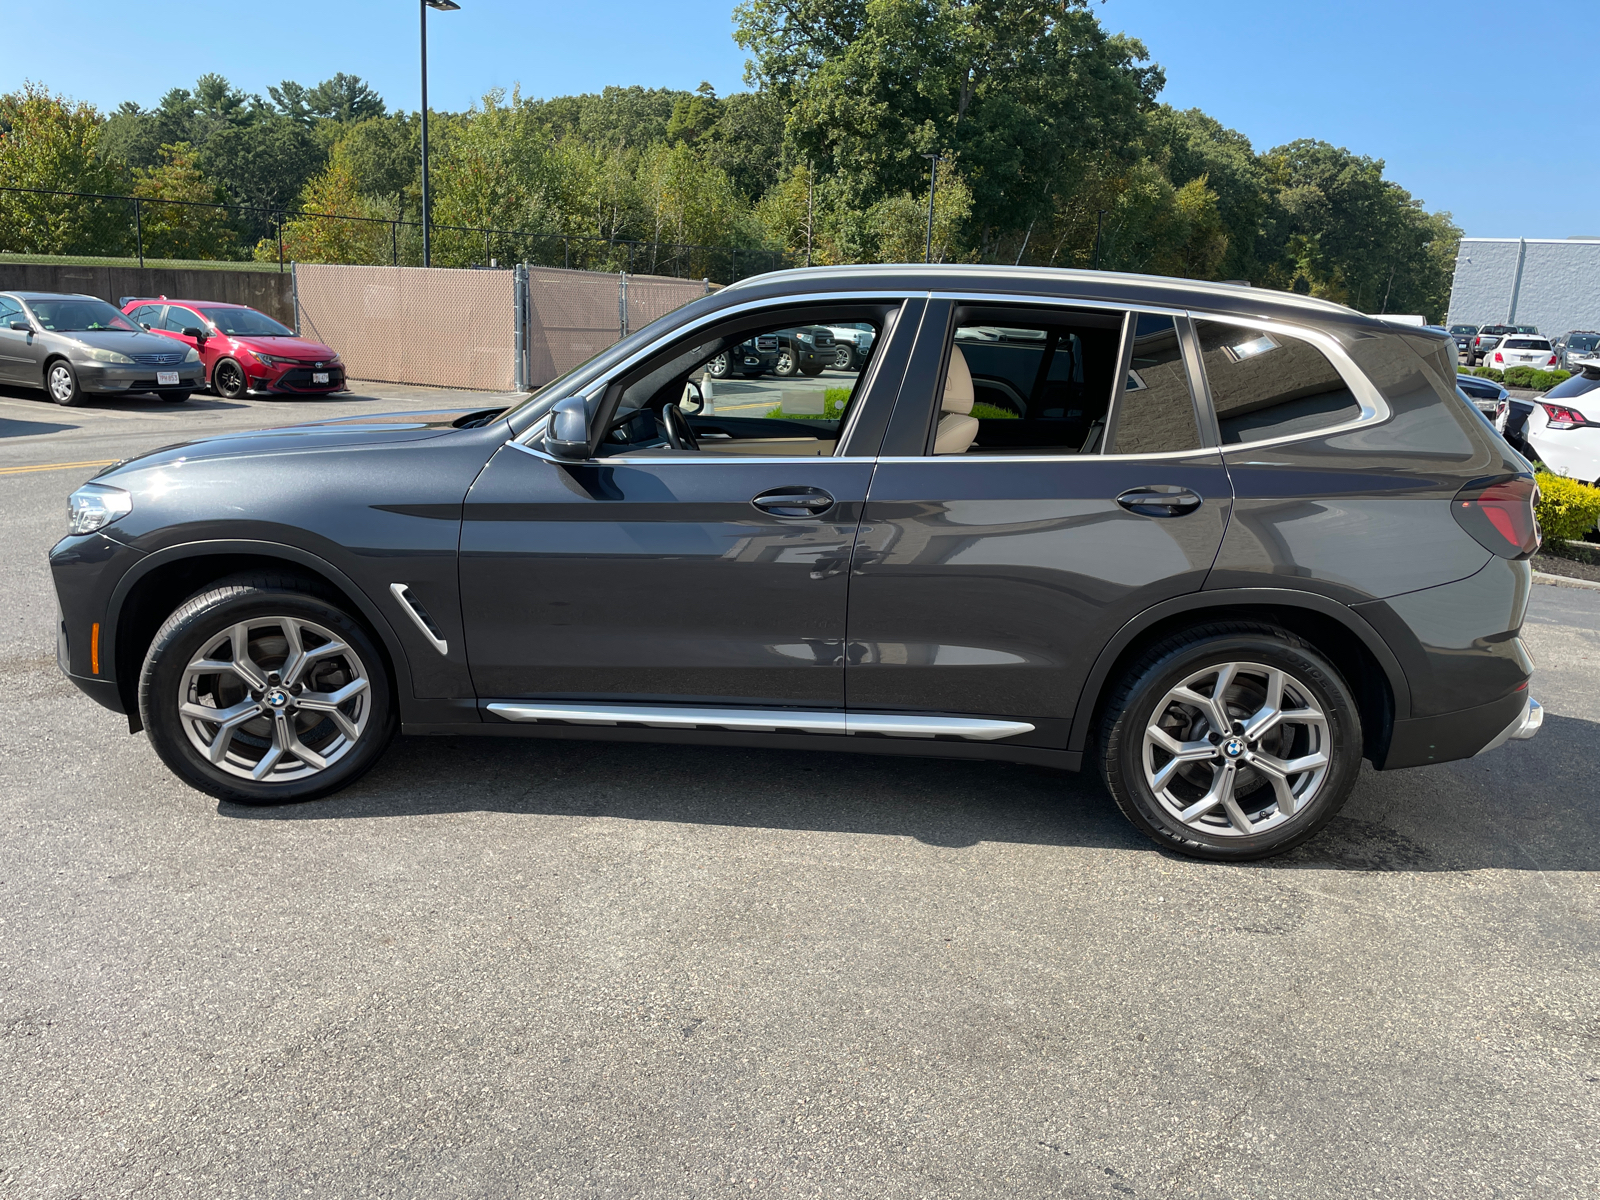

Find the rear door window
[[1195, 319, 1362, 445], [1108, 314, 1199, 454]]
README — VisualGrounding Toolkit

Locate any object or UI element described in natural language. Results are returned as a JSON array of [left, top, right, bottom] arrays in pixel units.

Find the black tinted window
[[1544, 371, 1600, 401], [1196, 320, 1361, 445], [1109, 314, 1199, 454]]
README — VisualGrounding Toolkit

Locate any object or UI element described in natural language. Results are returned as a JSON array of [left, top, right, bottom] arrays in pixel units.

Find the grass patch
[[0, 251, 289, 274], [766, 387, 853, 420]]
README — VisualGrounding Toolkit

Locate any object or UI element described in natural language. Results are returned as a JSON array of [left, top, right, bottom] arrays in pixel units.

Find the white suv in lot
[[1487, 334, 1558, 373], [1525, 365, 1600, 484]]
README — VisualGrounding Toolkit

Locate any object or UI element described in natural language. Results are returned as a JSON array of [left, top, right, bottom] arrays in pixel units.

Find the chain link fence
[[0, 186, 788, 283]]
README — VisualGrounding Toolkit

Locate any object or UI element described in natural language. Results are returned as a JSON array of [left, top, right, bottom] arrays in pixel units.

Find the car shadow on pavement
[[218, 712, 1600, 872], [0, 416, 79, 439]]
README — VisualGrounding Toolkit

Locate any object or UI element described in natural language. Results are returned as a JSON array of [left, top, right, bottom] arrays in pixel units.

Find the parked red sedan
[[120, 298, 346, 398]]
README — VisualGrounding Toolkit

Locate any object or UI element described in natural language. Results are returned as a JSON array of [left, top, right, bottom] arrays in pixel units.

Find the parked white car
[[1524, 368, 1600, 484], [1487, 335, 1558, 372], [824, 323, 876, 370]]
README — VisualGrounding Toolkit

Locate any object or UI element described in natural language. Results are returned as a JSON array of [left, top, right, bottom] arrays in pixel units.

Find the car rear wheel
[[706, 353, 732, 379], [773, 348, 798, 377], [139, 576, 395, 804], [46, 360, 84, 406], [212, 358, 247, 399], [1097, 623, 1362, 861], [833, 345, 856, 370]]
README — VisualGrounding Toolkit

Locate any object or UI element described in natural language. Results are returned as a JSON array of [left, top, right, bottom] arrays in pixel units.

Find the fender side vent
[[389, 583, 449, 656]]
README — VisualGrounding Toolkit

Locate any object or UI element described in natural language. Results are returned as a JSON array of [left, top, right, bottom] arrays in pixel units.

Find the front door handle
[[1116, 486, 1203, 517], [752, 486, 836, 517]]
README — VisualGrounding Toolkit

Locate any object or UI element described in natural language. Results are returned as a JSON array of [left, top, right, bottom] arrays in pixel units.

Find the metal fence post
[[484, 227, 491, 268], [618, 271, 628, 339], [513, 263, 529, 391], [392, 222, 398, 267], [290, 261, 300, 335], [133, 197, 144, 268], [277, 214, 285, 274]]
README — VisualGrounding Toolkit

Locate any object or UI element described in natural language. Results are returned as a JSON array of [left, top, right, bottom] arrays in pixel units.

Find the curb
[[1532, 570, 1600, 591]]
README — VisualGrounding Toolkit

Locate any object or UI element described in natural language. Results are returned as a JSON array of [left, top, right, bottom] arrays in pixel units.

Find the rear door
[[0, 296, 29, 383], [846, 298, 1233, 746]]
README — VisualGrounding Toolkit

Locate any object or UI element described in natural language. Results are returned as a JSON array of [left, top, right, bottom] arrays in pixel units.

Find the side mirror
[[10, 320, 31, 332], [681, 380, 705, 415], [544, 396, 591, 460], [182, 327, 206, 343]]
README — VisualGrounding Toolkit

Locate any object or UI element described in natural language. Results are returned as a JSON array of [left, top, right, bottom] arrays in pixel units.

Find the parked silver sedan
[[0, 291, 205, 405]]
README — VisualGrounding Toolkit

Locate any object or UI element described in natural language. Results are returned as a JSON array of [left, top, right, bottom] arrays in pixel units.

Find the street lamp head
[[425, 0, 460, 9]]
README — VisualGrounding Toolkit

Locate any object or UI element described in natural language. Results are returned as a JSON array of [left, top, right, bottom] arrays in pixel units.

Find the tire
[[1096, 623, 1362, 861], [773, 347, 799, 377], [160, 391, 190, 403], [833, 344, 857, 371], [706, 352, 733, 380], [138, 575, 395, 805], [212, 357, 247, 399], [800, 361, 825, 377], [45, 359, 84, 406]]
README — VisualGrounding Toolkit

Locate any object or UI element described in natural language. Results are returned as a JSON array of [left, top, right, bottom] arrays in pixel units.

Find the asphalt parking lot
[[1, 381, 1597, 1199]]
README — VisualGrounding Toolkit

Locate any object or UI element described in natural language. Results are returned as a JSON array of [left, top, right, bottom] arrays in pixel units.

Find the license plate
[[157, 371, 179, 386], [312, 372, 329, 384]]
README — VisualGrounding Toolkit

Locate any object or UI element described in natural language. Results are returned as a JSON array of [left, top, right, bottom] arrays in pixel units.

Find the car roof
[[139, 299, 250, 309], [2, 291, 104, 301], [719, 264, 1398, 332]]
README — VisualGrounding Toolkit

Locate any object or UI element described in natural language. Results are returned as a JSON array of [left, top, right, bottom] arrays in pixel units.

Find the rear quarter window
[[1194, 320, 1362, 444]]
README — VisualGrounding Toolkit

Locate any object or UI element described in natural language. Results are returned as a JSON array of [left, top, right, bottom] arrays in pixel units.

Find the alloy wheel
[[48, 364, 76, 403], [177, 616, 371, 782], [776, 349, 794, 375], [1140, 660, 1330, 837], [834, 346, 852, 369]]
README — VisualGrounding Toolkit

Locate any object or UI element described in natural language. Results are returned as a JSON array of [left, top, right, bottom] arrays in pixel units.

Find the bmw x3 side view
[[50, 265, 1544, 861]]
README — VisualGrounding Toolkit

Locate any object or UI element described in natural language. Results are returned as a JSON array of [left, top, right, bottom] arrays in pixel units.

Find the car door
[[845, 299, 1233, 747], [458, 297, 921, 711], [0, 296, 29, 383]]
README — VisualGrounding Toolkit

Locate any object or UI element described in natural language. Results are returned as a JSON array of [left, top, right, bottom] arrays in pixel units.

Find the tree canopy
[[0, 3, 1462, 316]]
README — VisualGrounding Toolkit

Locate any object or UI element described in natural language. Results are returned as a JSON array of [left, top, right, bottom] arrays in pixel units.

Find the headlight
[[80, 347, 134, 364], [184, 347, 200, 362], [796, 332, 814, 344], [327, 352, 341, 364], [67, 483, 133, 535], [254, 351, 292, 365]]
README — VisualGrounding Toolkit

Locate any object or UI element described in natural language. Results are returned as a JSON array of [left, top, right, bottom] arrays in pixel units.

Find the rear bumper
[[1380, 688, 1533, 769], [1477, 695, 1543, 755]]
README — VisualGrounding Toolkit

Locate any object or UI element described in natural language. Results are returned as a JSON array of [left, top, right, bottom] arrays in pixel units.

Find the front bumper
[[250, 364, 347, 395], [77, 362, 205, 393]]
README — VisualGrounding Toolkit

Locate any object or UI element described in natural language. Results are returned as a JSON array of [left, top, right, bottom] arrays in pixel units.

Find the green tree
[[273, 144, 386, 265], [131, 142, 241, 260], [0, 82, 130, 256]]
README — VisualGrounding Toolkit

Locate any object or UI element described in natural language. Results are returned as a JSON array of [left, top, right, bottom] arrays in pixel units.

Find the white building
[[1447, 236, 1600, 333]]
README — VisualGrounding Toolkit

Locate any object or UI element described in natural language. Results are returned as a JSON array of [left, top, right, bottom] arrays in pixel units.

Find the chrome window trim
[[510, 290, 923, 452], [506, 427, 878, 467]]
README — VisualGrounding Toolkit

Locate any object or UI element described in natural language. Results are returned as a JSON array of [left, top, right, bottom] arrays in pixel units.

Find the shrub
[[1534, 472, 1600, 543], [1471, 366, 1503, 383], [1502, 367, 1570, 391]]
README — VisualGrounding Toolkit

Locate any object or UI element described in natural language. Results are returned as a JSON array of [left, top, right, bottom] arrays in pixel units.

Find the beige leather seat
[[934, 345, 980, 454]]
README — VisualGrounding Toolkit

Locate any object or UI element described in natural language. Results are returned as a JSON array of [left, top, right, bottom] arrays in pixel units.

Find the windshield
[[197, 306, 294, 337], [1569, 334, 1599, 352], [28, 298, 140, 333], [1450, 325, 1477, 335], [1512, 325, 1538, 333], [1504, 338, 1550, 350]]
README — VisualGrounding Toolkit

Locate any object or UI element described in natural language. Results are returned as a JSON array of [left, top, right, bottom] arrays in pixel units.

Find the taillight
[[1493, 352, 1503, 363], [1547, 355, 1558, 367], [1495, 400, 1508, 420], [1540, 402, 1589, 430], [1452, 475, 1539, 559]]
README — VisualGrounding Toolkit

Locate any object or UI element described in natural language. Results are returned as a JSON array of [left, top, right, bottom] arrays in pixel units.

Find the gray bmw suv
[[0, 291, 205, 404], [48, 266, 1542, 860]]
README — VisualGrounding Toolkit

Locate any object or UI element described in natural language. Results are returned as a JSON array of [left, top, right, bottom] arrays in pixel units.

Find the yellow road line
[[0, 458, 119, 477]]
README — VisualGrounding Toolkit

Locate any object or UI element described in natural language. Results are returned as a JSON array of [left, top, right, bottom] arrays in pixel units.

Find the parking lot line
[[0, 458, 119, 476]]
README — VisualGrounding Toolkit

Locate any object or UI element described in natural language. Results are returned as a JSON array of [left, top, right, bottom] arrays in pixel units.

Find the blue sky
[[4, 0, 1595, 238]]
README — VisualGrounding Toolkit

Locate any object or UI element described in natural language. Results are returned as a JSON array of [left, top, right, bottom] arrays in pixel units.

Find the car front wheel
[[833, 345, 856, 370], [706, 353, 732, 379], [773, 348, 798, 377], [46, 360, 84, 406], [139, 576, 395, 804], [212, 358, 247, 399], [1097, 624, 1362, 861]]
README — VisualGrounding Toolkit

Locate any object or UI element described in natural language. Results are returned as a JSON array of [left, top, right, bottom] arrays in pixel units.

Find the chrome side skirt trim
[[389, 583, 449, 656], [484, 702, 1034, 742]]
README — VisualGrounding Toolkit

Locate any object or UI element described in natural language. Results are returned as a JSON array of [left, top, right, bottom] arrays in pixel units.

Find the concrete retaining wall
[[0, 262, 295, 327]]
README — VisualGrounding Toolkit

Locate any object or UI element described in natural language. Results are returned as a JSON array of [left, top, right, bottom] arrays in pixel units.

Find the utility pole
[[419, 0, 460, 268], [1093, 209, 1107, 270], [921, 153, 946, 264]]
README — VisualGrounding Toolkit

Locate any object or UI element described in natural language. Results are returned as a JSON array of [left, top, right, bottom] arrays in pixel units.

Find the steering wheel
[[659, 402, 700, 451]]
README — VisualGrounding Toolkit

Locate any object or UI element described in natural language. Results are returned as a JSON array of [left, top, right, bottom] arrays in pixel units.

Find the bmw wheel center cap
[[1223, 737, 1246, 758], [266, 688, 289, 709]]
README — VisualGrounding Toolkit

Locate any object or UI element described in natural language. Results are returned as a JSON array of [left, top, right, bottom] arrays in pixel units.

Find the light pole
[[921, 153, 946, 264], [1092, 208, 1107, 271], [420, 0, 460, 269]]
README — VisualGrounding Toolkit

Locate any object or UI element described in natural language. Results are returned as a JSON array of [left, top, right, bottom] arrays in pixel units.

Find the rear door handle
[[1116, 486, 1203, 517], [752, 487, 835, 517]]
